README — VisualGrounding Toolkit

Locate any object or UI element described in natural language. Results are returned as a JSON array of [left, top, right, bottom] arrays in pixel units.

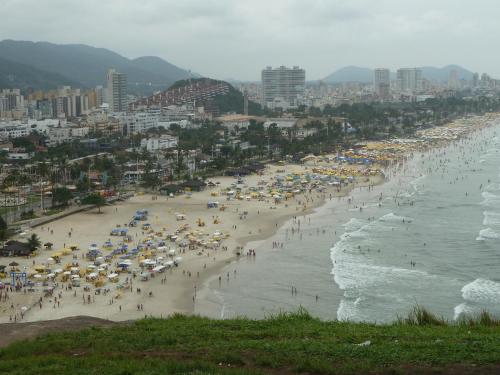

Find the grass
[[0, 308, 499, 374]]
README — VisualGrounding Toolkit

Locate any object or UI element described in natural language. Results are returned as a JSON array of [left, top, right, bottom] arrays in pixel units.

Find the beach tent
[[152, 265, 166, 273]]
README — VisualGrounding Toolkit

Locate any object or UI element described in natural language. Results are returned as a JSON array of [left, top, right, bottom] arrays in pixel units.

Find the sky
[[2, 0, 499, 81]]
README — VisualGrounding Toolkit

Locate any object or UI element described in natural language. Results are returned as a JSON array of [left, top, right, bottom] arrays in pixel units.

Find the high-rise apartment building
[[0, 89, 24, 113], [107, 69, 127, 112], [261, 66, 305, 108], [396, 68, 422, 92], [448, 70, 460, 90], [472, 73, 480, 88], [374, 68, 390, 99]]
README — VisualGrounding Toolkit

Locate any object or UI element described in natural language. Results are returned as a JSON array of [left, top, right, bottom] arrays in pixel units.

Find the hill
[[0, 56, 81, 91], [0, 309, 499, 374], [0, 40, 194, 93], [421, 65, 474, 82], [323, 66, 374, 83], [323, 65, 475, 83], [134, 78, 263, 116]]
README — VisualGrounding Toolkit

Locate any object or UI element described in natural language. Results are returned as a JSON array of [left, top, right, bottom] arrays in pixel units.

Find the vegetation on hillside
[[0, 56, 80, 91], [0, 308, 499, 374]]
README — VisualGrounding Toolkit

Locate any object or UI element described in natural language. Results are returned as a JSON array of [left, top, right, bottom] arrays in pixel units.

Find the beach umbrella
[[44, 242, 53, 249], [9, 261, 19, 267]]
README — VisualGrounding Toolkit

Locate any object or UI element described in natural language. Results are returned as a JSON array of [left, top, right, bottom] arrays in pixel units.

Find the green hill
[[0, 40, 195, 94], [167, 78, 263, 116], [0, 57, 81, 91], [1, 309, 499, 374]]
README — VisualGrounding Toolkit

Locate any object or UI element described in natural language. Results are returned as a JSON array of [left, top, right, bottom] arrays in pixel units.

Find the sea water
[[197, 121, 500, 323]]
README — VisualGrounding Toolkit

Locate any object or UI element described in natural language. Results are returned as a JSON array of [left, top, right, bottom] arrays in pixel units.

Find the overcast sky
[[2, 0, 499, 80]]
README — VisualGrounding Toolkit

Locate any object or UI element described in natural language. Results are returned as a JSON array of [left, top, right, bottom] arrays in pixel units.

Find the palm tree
[[37, 161, 49, 211], [27, 233, 41, 252]]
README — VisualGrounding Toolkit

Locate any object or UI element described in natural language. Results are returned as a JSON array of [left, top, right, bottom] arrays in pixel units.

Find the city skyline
[[1, 0, 500, 81]]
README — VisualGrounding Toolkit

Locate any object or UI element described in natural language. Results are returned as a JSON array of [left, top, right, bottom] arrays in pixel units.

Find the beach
[[196, 113, 500, 322], [1, 112, 499, 324], [0, 160, 381, 323]]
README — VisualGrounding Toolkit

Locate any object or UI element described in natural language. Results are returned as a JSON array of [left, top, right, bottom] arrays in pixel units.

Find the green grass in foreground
[[1, 307, 500, 374]]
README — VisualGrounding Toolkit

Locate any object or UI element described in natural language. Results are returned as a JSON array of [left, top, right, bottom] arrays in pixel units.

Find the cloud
[[0, 0, 499, 80]]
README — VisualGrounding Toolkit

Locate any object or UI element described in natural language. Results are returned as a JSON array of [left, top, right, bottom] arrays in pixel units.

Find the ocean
[[196, 121, 500, 323]]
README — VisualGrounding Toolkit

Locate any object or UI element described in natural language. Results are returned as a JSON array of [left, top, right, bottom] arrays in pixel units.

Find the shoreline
[[0, 162, 383, 324], [1, 113, 499, 324]]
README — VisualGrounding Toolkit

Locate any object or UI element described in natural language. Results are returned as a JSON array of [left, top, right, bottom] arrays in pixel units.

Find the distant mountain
[[0, 56, 80, 91], [131, 56, 199, 81], [322, 66, 374, 83], [0, 40, 195, 93], [323, 65, 476, 83], [420, 65, 474, 82]]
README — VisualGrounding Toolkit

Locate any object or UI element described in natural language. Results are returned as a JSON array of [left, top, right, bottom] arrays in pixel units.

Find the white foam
[[410, 174, 427, 195], [337, 299, 360, 322], [476, 227, 500, 241], [453, 303, 476, 321], [461, 278, 500, 304], [379, 213, 413, 223], [480, 192, 500, 207], [330, 241, 427, 291], [343, 218, 366, 232], [483, 211, 500, 226]]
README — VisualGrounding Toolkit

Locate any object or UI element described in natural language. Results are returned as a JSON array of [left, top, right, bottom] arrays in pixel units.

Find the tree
[[142, 159, 161, 189], [81, 193, 106, 213], [27, 233, 41, 252], [0, 216, 7, 240], [52, 187, 73, 207]]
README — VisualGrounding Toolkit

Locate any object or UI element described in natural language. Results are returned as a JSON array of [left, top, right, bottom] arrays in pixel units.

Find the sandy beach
[[2, 113, 498, 324], [0, 161, 381, 323]]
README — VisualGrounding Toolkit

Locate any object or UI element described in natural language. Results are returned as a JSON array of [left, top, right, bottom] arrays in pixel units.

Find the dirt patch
[[0, 316, 124, 348]]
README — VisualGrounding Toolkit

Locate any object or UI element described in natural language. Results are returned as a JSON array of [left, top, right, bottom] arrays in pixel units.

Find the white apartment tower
[[107, 69, 127, 112], [448, 70, 460, 90], [396, 68, 422, 92], [261, 66, 305, 108], [374, 68, 390, 99]]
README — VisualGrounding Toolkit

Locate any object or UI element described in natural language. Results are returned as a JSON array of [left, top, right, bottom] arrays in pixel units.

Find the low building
[[121, 111, 160, 135], [0, 240, 32, 257], [7, 149, 33, 160], [140, 135, 179, 152], [216, 115, 263, 129]]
